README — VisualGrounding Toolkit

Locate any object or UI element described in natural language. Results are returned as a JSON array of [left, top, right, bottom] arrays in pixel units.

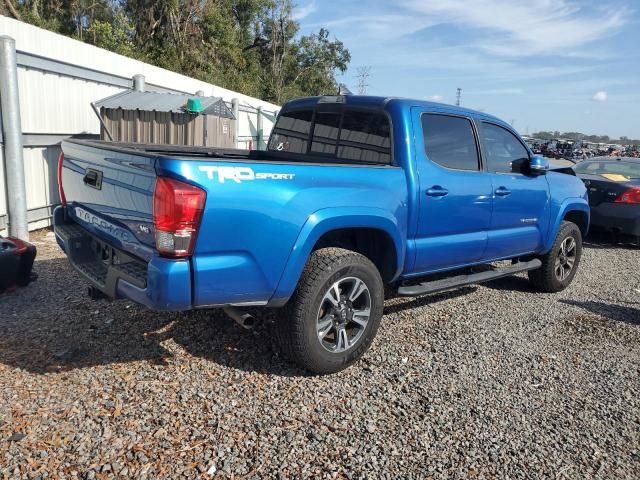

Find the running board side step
[[396, 259, 542, 297]]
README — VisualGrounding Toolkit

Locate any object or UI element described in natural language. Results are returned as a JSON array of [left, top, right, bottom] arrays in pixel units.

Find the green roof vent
[[186, 97, 203, 114]]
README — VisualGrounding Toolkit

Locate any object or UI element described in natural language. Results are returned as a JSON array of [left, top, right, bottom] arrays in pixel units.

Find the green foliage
[[10, 0, 351, 105], [532, 131, 639, 145], [291, 28, 351, 99], [86, 11, 138, 58]]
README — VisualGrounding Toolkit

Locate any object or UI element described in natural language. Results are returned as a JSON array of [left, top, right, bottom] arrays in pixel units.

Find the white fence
[[0, 16, 279, 235]]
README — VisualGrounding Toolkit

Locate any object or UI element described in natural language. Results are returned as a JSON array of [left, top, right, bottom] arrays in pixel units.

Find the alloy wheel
[[316, 276, 372, 353], [555, 236, 577, 281]]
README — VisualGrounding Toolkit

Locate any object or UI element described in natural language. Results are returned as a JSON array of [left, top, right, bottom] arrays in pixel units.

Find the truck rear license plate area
[[55, 222, 147, 297]]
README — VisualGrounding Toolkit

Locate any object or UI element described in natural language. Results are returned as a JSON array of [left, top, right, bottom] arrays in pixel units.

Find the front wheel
[[528, 221, 583, 293], [277, 248, 384, 374]]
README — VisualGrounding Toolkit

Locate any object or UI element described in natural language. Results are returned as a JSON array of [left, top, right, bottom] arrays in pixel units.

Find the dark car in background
[[573, 157, 640, 244]]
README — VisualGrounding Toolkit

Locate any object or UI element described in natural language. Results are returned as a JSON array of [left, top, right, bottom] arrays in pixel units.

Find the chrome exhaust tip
[[223, 307, 257, 330]]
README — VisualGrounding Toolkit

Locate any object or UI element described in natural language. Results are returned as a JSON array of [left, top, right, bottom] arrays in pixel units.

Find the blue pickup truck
[[54, 95, 589, 373]]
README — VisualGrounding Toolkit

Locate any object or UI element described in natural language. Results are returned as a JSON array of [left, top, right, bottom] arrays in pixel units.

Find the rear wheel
[[278, 248, 384, 374], [528, 221, 582, 292]]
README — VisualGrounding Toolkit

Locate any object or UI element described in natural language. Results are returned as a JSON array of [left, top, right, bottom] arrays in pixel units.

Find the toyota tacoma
[[54, 95, 589, 373]]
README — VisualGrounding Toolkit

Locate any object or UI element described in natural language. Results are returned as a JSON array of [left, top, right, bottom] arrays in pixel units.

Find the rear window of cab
[[268, 107, 392, 165]]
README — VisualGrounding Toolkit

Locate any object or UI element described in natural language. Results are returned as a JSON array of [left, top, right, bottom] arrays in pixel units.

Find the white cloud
[[592, 91, 608, 102], [372, 46, 595, 82], [400, 0, 629, 57], [307, 1, 629, 64], [308, 14, 434, 38], [294, 1, 317, 20], [299, 0, 633, 116]]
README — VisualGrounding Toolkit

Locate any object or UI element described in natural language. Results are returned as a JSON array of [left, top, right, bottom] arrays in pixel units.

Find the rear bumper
[[590, 203, 640, 237], [53, 207, 192, 310]]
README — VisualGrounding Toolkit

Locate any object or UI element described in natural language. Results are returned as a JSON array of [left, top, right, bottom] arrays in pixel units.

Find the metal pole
[[91, 102, 113, 141], [0, 36, 28, 241], [231, 98, 239, 148], [256, 106, 263, 151], [133, 74, 145, 92]]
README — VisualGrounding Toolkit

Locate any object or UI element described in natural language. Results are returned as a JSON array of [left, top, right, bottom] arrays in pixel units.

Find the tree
[[290, 28, 350, 99], [86, 10, 137, 58], [2, 0, 21, 20], [532, 131, 639, 145], [532, 131, 554, 140], [252, 0, 302, 104], [11, 0, 352, 105]]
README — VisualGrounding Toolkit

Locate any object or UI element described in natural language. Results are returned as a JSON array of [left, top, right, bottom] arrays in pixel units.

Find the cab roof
[[281, 95, 506, 126]]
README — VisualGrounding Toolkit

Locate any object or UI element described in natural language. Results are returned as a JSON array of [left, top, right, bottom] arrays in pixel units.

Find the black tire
[[277, 247, 384, 374], [528, 221, 583, 293]]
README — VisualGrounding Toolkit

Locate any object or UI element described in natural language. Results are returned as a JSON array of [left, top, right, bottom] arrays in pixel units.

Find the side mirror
[[529, 155, 549, 175]]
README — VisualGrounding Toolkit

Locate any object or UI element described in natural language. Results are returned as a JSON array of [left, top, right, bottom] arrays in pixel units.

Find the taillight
[[57, 152, 67, 206], [614, 187, 640, 204], [153, 177, 206, 257]]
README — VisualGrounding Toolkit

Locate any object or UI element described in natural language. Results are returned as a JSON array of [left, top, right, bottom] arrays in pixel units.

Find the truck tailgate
[[60, 140, 157, 260]]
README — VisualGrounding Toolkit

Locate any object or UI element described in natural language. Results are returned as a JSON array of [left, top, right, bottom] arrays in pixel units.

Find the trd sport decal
[[198, 166, 296, 184]]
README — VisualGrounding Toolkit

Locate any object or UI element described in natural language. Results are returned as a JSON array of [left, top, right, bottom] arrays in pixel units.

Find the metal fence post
[[231, 98, 239, 148], [0, 36, 28, 241], [256, 106, 264, 150]]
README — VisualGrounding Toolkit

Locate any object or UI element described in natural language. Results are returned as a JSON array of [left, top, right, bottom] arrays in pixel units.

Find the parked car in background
[[573, 157, 640, 244], [54, 95, 590, 373]]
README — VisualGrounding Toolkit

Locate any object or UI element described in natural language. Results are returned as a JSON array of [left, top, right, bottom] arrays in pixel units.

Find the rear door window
[[421, 114, 480, 171]]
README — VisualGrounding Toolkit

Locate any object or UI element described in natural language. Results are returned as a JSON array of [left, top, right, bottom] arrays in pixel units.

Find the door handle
[[83, 168, 103, 189], [494, 186, 511, 197], [426, 186, 449, 197], [83, 171, 98, 186]]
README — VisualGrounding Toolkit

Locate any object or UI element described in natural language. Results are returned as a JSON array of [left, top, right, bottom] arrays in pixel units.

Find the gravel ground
[[1, 230, 639, 479]]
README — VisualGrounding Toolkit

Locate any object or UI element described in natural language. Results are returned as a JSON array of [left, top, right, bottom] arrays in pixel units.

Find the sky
[[295, 0, 640, 139]]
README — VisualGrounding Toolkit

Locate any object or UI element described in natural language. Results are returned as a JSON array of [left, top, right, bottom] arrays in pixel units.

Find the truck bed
[[56, 138, 408, 309], [70, 140, 394, 167]]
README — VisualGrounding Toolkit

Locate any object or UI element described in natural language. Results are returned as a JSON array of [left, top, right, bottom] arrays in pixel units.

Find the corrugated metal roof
[[95, 90, 235, 118]]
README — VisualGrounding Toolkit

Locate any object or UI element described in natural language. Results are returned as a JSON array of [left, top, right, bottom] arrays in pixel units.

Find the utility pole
[[0, 36, 28, 240], [356, 66, 371, 95], [456, 88, 462, 106]]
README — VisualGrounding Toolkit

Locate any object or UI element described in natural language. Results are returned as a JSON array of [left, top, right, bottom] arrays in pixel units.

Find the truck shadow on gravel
[[481, 275, 537, 293], [583, 232, 640, 250], [5, 257, 636, 377], [0, 258, 304, 377], [560, 299, 640, 326], [383, 287, 476, 315]]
